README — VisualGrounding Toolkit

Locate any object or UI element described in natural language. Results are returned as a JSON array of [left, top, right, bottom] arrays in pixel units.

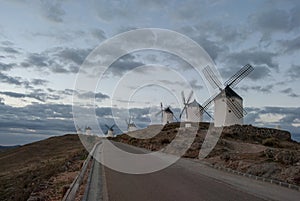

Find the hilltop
[[0, 134, 98, 201], [113, 122, 300, 185]]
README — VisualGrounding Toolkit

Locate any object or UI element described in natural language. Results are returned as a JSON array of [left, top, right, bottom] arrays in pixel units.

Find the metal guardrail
[[62, 142, 101, 201]]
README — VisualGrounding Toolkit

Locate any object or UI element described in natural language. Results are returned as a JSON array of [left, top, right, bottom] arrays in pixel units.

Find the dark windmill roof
[[187, 99, 204, 108], [128, 122, 137, 127], [216, 86, 242, 100], [164, 107, 173, 114]]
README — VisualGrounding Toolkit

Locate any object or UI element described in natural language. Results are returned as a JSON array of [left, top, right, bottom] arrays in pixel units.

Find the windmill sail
[[224, 64, 254, 88], [203, 65, 222, 90]]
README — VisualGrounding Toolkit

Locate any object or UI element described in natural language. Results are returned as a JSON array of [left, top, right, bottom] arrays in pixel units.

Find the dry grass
[[0, 134, 90, 201]]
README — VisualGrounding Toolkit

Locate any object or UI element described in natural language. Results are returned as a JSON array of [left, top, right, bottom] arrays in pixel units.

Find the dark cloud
[[91, 28, 106, 41], [287, 64, 300, 80], [239, 84, 274, 93], [279, 35, 300, 54], [0, 89, 61, 102], [250, 9, 290, 38], [31, 78, 48, 86], [108, 54, 145, 76], [280, 88, 300, 98], [1, 46, 20, 54], [22, 47, 92, 74], [0, 62, 15, 71], [1, 41, 14, 46], [76, 91, 110, 100], [226, 51, 278, 70], [40, 0, 65, 23], [194, 36, 229, 61], [55, 47, 91, 65], [0, 72, 23, 85]]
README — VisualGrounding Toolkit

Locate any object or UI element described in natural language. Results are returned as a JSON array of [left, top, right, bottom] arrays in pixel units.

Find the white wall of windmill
[[86, 129, 91, 135], [186, 106, 203, 122], [163, 111, 173, 125], [214, 97, 243, 127], [128, 125, 137, 132], [107, 130, 114, 137]]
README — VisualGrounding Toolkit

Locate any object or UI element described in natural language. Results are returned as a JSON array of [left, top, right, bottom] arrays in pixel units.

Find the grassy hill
[[0, 134, 91, 201]]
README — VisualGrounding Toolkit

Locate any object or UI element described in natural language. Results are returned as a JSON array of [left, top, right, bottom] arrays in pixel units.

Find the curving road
[[84, 142, 300, 201]]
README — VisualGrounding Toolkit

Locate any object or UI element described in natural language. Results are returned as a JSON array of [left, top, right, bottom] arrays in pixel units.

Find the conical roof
[[216, 86, 242, 100], [188, 99, 203, 108], [164, 107, 173, 114]]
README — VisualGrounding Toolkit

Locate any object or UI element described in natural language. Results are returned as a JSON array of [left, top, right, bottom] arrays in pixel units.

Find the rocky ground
[[113, 122, 300, 185]]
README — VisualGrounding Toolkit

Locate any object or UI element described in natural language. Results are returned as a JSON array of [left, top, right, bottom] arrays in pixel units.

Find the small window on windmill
[[228, 110, 232, 113], [231, 99, 234, 102]]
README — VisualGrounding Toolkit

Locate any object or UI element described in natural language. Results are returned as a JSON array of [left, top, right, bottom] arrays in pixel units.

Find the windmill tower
[[180, 91, 214, 122], [105, 124, 115, 137], [85, 126, 92, 135], [203, 64, 254, 127], [180, 91, 203, 122], [156, 103, 177, 125], [76, 126, 82, 134], [126, 116, 137, 132]]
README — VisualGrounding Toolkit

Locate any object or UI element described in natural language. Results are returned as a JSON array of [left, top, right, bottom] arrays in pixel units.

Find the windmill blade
[[173, 114, 179, 122], [105, 124, 110, 129], [186, 90, 194, 104], [202, 93, 219, 111], [203, 65, 222, 90], [110, 124, 115, 129], [226, 98, 244, 119], [179, 106, 187, 119], [181, 91, 186, 104], [224, 64, 254, 88], [155, 110, 162, 117], [203, 109, 214, 120], [125, 119, 129, 125]]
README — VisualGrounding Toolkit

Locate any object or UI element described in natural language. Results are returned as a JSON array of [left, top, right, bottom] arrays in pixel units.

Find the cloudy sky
[[0, 0, 300, 145]]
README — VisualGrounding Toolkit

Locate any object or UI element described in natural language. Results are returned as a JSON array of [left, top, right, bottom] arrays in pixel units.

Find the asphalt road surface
[[84, 141, 300, 201]]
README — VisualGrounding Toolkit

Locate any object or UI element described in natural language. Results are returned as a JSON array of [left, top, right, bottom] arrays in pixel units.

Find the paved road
[[85, 141, 300, 201]]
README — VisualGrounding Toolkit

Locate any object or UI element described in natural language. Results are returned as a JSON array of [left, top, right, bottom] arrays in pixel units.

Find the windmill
[[85, 126, 92, 135], [126, 116, 137, 132], [156, 102, 178, 125], [76, 125, 82, 134], [202, 64, 254, 127], [179, 91, 213, 122], [105, 124, 115, 137]]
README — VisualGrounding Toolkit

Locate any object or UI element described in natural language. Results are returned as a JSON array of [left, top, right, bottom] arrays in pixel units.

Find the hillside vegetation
[[0, 134, 93, 201], [114, 123, 300, 185]]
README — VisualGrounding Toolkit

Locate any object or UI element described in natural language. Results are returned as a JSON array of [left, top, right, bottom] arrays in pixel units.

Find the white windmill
[[156, 103, 177, 125], [180, 91, 214, 122], [105, 124, 115, 137], [76, 126, 82, 134], [126, 116, 137, 132], [202, 64, 254, 127], [85, 126, 92, 135]]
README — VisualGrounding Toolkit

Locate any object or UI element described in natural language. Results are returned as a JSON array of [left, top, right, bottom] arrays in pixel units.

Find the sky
[[0, 0, 300, 145]]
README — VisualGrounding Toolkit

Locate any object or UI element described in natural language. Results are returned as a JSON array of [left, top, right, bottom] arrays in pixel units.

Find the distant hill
[[0, 145, 20, 152], [0, 134, 99, 201]]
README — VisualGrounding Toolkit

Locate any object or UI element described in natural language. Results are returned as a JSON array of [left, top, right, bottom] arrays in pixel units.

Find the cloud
[[91, 28, 106, 41], [287, 64, 300, 80], [280, 88, 300, 98], [226, 50, 278, 70], [108, 54, 145, 76], [1, 46, 20, 54], [0, 62, 15, 71], [31, 78, 48, 86], [239, 84, 274, 93], [0, 89, 61, 102], [0, 72, 24, 86], [76, 91, 110, 100], [40, 0, 65, 23], [279, 35, 300, 54]]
